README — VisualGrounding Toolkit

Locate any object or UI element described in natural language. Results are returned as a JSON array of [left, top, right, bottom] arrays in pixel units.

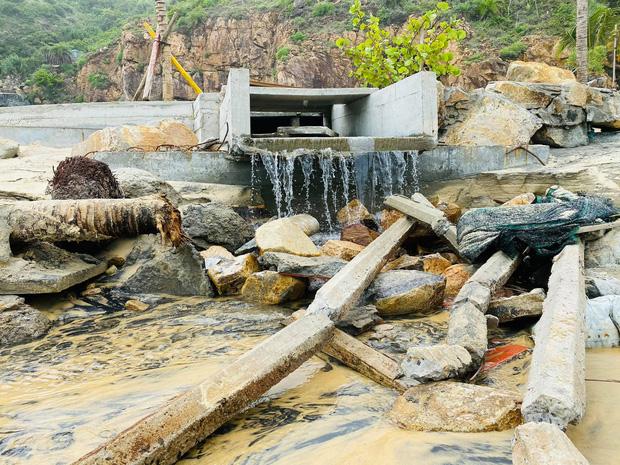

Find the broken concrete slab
[[0, 242, 108, 295], [585, 296, 620, 348], [400, 344, 472, 384], [390, 382, 522, 432], [447, 301, 488, 365], [365, 270, 446, 317], [522, 242, 586, 429], [488, 288, 546, 323], [513, 422, 590, 465]]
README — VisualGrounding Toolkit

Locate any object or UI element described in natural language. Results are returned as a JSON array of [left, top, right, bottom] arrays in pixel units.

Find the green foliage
[[27, 67, 65, 102], [499, 40, 527, 60], [116, 49, 124, 65], [474, 0, 501, 19], [291, 31, 308, 43], [276, 47, 291, 61], [567, 45, 609, 75], [336, 1, 466, 87], [87, 72, 111, 90], [313, 2, 335, 17]]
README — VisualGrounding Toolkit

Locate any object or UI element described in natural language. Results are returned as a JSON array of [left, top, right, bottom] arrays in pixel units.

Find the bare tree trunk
[[157, 0, 174, 101], [3, 195, 185, 254], [576, 0, 589, 84]]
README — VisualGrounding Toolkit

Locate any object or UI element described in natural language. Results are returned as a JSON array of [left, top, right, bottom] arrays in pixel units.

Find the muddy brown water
[[0, 294, 614, 465]]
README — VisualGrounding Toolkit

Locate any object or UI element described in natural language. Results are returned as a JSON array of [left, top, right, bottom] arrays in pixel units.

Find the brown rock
[[241, 271, 306, 305], [503, 193, 536, 206], [433, 200, 462, 223], [341, 223, 380, 246], [443, 264, 476, 298], [125, 299, 149, 312], [390, 382, 522, 432], [380, 209, 405, 230], [321, 240, 364, 261], [73, 121, 198, 157], [506, 61, 576, 84], [200, 245, 235, 261], [336, 199, 375, 227], [383, 255, 423, 272], [488, 288, 546, 323], [487, 81, 554, 109], [422, 253, 452, 275], [207, 254, 260, 296]]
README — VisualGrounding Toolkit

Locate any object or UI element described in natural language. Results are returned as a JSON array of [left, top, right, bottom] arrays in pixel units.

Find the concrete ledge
[[249, 136, 437, 152]]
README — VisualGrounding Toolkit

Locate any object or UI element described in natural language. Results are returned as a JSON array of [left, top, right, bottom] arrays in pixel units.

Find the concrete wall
[[219, 68, 251, 143], [0, 100, 194, 147], [193, 93, 221, 142], [331, 72, 438, 145]]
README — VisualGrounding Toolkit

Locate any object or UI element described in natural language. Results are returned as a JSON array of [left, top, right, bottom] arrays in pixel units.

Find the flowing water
[[0, 293, 544, 465], [254, 150, 420, 227]]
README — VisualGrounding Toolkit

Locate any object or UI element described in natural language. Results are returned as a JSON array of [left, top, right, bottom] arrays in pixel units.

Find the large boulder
[[0, 137, 19, 159], [255, 218, 320, 257], [0, 303, 51, 347], [442, 92, 542, 146], [365, 270, 445, 316], [182, 203, 254, 252], [206, 253, 260, 296], [258, 252, 346, 279], [585, 229, 620, 268], [117, 235, 213, 296], [587, 89, 620, 129], [72, 120, 198, 157], [506, 61, 577, 84], [585, 296, 620, 348], [486, 81, 555, 109], [533, 125, 588, 148], [390, 382, 522, 432], [241, 271, 306, 305], [113, 167, 182, 205]]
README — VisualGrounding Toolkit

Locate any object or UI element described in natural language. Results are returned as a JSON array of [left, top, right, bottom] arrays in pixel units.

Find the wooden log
[[1, 195, 184, 261], [306, 216, 415, 320], [384, 195, 459, 250], [521, 242, 586, 429], [73, 314, 335, 465], [73, 210, 415, 465], [142, 32, 161, 100]]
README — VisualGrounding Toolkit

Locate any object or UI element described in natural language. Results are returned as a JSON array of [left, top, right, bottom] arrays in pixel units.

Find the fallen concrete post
[[447, 250, 521, 364], [512, 422, 590, 465], [384, 194, 458, 250], [1, 195, 183, 262], [306, 216, 415, 320], [74, 213, 414, 465], [521, 242, 586, 429]]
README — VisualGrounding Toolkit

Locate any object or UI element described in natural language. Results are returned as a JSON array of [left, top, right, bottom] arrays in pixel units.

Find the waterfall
[[252, 150, 419, 227]]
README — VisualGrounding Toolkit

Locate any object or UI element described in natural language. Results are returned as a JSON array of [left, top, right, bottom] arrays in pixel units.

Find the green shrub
[[567, 45, 609, 75], [276, 46, 291, 61], [464, 51, 486, 64], [291, 31, 307, 43], [116, 48, 124, 64], [499, 41, 527, 60], [336, 1, 466, 88], [87, 72, 111, 90], [28, 67, 65, 102], [313, 1, 335, 16]]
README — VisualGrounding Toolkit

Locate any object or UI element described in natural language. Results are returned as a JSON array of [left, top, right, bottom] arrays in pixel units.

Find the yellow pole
[[144, 22, 203, 95]]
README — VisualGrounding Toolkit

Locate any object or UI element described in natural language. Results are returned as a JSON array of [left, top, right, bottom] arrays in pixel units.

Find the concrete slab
[[513, 422, 589, 465], [0, 243, 108, 295], [249, 136, 436, 152], [250, 87, 376, 111]]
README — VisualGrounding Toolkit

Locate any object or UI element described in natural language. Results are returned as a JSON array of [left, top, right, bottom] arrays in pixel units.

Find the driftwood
[[73, 212, 415, 465], [0, 195, 184, 261]]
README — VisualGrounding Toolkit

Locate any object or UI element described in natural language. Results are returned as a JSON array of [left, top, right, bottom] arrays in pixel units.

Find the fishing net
[[457, 194, 617, 263]]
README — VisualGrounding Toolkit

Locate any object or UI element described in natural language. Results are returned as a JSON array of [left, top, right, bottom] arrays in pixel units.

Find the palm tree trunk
[[576, 0, 589, 83]]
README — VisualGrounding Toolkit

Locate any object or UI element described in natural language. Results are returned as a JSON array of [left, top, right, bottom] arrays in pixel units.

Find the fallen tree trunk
[[73, 213, 414, 465], [1, 195, 184, 261]]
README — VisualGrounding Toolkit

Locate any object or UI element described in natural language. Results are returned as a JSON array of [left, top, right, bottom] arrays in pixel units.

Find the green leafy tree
[[336, 1, 466, 88], [28, 67, 65, 102]]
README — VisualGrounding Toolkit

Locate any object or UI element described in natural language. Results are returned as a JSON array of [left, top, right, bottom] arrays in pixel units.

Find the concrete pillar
[[219, 68, 251, 144], [193, 93, 221, 143], [513, 422, 590, 465]]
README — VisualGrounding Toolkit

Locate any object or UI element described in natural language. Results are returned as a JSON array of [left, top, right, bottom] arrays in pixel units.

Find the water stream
[[254, 150, 419, 226]]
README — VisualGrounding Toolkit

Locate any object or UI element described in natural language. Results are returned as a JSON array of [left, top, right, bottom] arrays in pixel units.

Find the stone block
[[512, 422, 590, 465], [447, 301, 488, 364]]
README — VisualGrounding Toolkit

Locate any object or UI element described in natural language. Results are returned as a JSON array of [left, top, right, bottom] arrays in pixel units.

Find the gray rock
[[585, 266, 620, 297], [0, 304, 51, 347], [400, 344, 472, 384], [113, 167, 182, 205], [117, 235, 213, 296], [181, 203, 254, 252], [447, 301, 488, 364], [513, 422, 590, 465], [258, 252, 347, 279], [336, 304, 382, 336], [585, 229, 620, 268], [533, 124, 588, 148], [0, 295, 25, 311], [488, 289, 546, 323], [0, 138, 19, 159], [365, 270, 446, 316], [585, 296, 620, 348], [587, 89, 620, 129]]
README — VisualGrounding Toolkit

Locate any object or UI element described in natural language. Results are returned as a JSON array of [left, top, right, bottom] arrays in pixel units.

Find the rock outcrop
[[506, 61, 577, 84]]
